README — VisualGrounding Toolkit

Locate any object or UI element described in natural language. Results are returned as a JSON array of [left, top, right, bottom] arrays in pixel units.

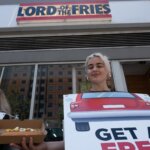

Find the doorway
[[122, 61, 150, 95]]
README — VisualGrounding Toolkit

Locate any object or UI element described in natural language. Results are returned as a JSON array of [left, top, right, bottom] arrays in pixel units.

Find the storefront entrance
[[122, 61, 150, 95]]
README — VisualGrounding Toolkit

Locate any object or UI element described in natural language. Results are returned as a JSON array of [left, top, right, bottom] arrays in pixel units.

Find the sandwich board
[[63, 92, 150, 150]]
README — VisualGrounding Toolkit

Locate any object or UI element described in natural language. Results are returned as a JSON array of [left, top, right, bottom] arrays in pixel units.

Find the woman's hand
[[10, 137, 47, 150], [10, 137, 64, 150]]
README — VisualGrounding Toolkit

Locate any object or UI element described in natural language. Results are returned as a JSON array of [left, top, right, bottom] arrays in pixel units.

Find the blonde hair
[[85, 52, 111, 73], [0, 89, 11, 115]]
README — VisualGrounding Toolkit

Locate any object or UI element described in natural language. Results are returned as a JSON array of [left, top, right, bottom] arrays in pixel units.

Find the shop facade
[[0, 0, 150, 127]]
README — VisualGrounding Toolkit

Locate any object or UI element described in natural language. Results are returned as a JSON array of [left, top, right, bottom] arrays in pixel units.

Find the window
[[48, 112, 53, 117], [23, 73, 27, 76], [0, 65, 34, 120], [58, 78, 63, 82], [49, 78, 53, 83], [58, 71, 63, 75], [48, 103, 53, 107], [48, 94, 53, 99], [12, 80, 17, 84], [21, 80, 26, 84], [0, 63, 86, 128]]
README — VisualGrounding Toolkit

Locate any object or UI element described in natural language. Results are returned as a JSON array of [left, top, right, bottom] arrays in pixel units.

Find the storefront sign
[[16, 0, 112, 24]]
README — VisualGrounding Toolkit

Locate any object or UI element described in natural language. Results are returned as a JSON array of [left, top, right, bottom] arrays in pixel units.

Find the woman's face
[[86, 56, 109, 84]]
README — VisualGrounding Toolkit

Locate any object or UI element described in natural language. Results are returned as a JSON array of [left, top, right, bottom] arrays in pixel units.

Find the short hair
[[85, 52, 111, 73]]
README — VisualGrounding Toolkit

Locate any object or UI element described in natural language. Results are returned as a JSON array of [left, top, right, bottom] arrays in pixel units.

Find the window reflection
[[34, 64, 73, 128], [0, 63, 98, 128], [0, 65, 34, 120], [76, 64, 90, 92]]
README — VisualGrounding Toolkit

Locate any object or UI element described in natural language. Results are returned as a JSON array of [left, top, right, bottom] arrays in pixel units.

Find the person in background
[[0, 88, 11, 119], [10, 52, 112, 150], [0, 88, 16, 150]]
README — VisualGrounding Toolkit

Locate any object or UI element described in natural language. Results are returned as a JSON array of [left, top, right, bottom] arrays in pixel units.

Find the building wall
[[0, 0, 150, 28]]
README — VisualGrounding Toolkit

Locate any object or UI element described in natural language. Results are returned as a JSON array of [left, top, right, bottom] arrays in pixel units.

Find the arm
[[10, 138, 64, 150]]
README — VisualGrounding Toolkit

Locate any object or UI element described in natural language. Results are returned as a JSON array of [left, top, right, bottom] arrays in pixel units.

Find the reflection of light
[[0, 112, 6, 119], [68, 110, 150, 120], [103, 105, 125, 108], [82, 92, 135, 99], [70, 103, 79, 109], [53, 133, 57, 137], [146, 102, 150, 105]]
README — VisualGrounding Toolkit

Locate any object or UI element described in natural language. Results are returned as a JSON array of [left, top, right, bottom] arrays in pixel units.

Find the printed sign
[[63, 92, 150, 150], [16, 0, 112, 24]]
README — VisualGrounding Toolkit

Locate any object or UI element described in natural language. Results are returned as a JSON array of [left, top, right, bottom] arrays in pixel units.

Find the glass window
[[49, 78, 53, 83], [0, 67, 2, 75], [76, 64, 90, 92], [0, 65, 34, 120], [34, 64, 73, 128], [48, 94, 53, 99], [58, 78, 63, 82], [23, 73, 27, 76], [68, 78, 72, 82], [49, 71, 53, 76], [12, 80, 17, 84], [58, 71, 63, 75], [0, 63, 94, 128], [48, 112, 52, 117], [21, 80, 26, 84], [58, 86, 63, 90], [48, 102, 53, 107], [67, 71, 72, 75], [82, 92, 135, 99]]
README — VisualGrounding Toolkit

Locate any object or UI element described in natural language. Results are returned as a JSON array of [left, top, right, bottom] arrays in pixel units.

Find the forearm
[[10, 138, 64, 150], [45, 141, 64, 150]]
